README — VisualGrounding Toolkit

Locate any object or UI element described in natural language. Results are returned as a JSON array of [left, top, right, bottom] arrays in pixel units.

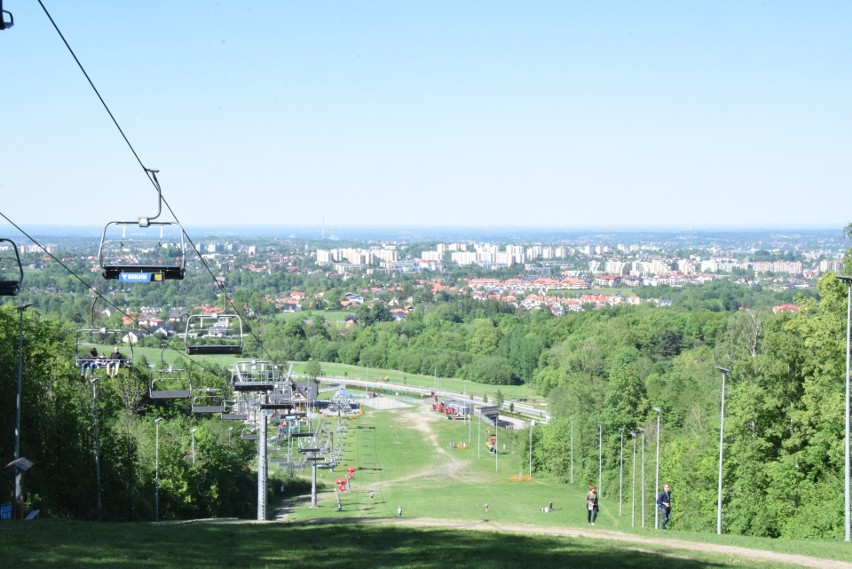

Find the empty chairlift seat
[[185, 313, 243, 355], [149, 367, 191, 399], [99, 220, 186, 281], [191, 388, 226, 414], [231, 360, 278, 391]]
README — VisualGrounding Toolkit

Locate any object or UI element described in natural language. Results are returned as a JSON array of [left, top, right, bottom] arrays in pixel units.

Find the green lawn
[[2, 395, 850, 568]]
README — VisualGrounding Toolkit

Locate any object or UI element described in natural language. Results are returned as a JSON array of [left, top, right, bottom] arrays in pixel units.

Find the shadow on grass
[[3, 520, 744, 569]]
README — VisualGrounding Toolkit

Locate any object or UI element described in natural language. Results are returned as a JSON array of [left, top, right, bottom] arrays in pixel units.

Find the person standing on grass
[[657, 483, 672, 529], [586, 484, 599, 525]]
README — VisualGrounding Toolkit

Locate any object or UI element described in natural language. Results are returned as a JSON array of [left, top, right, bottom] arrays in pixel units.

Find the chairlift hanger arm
[[139, 168, 162, 227]]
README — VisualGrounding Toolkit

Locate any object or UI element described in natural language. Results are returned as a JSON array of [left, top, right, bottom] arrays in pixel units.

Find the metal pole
[[529, 420, 534, 478], [13, 303, 30, 519], [847, 281, 852, 543], [639, 428, 645, 527], [839, 276, 852, 542], [570, 418, 574, 484], [258, 413, 267, 520], [653, 407, 662, 529], [155, 418, 163, 522], [191, 427, 197, 465], [716, 366, 729, 535], [619, 427, 624, 516], [631, 432, 636, 528], [228, 427, 233, 445], [93, 378, 102, 516], [495, 433, 498, 472], [598, 422, 603, 497]]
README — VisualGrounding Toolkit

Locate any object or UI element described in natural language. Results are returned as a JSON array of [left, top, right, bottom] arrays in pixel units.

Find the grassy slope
[[286, 396, 852, 565]]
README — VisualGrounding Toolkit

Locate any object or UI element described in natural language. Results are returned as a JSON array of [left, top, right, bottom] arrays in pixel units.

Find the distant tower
[[322, 217, 325, 240]]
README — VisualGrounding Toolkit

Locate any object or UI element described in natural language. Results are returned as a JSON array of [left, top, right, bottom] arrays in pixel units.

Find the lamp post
[[619, 427, 624, 516], [653, 407, 662, 529], [13, 303, 31, 520], [529, 420, 535, 478], [570, 417, 574, 484], [638, 427, 646, 527], [838, 275, 852, 543], [228, 427, 233, 446], [155, 418, 163, 522], [598, 421, 603, 497], [191, 427, 198, 465], [92, 376, 102, 516], [631, 432, 637, 528], [715, 366, 730, 535]]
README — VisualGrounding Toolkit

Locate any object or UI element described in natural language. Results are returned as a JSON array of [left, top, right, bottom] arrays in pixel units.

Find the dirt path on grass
[[383, 405, 479, 484], [273, 399, 851, 568], [296, 516, 850, 569]]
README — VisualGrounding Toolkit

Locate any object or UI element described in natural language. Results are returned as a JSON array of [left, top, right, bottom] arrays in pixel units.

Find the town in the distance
[[5, 225, 845, 325]]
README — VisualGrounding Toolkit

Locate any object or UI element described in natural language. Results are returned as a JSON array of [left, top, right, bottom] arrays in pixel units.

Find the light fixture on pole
[[155, 417, 163, 522], [837, 275, 852, 543], [619, 427, 624, 516], [191, 427, 198, 465], [715, 366, 730, 535], [638, 427, 646, 528], [653, 407, 662, 529], [631, 431, 637, 528], [13, 303, 31, 520]]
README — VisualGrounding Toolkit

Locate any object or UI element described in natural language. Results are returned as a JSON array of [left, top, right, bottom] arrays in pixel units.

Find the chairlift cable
[[34, 1, 273, 361], [0, 209, 220, 377]]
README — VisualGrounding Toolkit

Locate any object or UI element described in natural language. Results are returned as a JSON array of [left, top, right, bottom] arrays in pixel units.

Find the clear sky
[[2, 1, 851, 232]]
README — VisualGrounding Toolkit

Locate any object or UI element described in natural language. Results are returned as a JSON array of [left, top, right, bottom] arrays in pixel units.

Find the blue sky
[[2, 1, 851, 232]]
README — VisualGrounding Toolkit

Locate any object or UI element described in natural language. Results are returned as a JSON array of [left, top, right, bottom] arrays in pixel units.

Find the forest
[[1, 240, 851, 539]]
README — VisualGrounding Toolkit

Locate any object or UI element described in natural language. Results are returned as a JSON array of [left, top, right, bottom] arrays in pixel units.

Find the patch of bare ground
[[387, 404, 479, 484]]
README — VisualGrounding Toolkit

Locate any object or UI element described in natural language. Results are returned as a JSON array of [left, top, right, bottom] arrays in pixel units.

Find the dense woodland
[[1, 240, 851, 539]]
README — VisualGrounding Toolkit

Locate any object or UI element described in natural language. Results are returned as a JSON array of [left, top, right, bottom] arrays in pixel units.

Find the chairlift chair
[[98, 170, 186, 281], [221, 394, 251, 421], [260, 383, 294, 410], [185, 313, 243, 355], [231, 360, 278, 391], [74, 328, 134, 375], [191, 388, 225, 414], [0, 238, 23, 296], [99, 220, 186, 281], [240, 424, 260, 441], [149, 367, 191, 399]]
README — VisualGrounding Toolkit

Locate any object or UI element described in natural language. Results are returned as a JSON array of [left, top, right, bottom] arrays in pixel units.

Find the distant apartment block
[[752, 261, 803, 275]]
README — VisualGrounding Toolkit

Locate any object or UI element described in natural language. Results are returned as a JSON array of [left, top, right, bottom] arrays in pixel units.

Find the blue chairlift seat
[[99, 220, 186, 281]]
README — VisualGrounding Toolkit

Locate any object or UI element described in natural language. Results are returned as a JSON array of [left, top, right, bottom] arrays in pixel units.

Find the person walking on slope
[[657, 484, 672, 529], [586, 484, 599, 525]]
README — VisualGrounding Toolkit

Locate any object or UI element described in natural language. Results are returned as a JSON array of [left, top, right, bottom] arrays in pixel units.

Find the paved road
[[314, 375, 551, 425]]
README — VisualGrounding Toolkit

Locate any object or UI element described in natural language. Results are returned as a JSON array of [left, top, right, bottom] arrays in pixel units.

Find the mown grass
[[3, 395, 850, 567], [285, 397, 852, 565], [0, 519, 789, 569]]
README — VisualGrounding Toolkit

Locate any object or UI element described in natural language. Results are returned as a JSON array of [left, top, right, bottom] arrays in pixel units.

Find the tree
[[304, 358, 323, 380]]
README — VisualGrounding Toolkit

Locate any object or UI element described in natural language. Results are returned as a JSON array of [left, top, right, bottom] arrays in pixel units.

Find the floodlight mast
[[715, 366, 730, 535], [837, 275, 852, 542]]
